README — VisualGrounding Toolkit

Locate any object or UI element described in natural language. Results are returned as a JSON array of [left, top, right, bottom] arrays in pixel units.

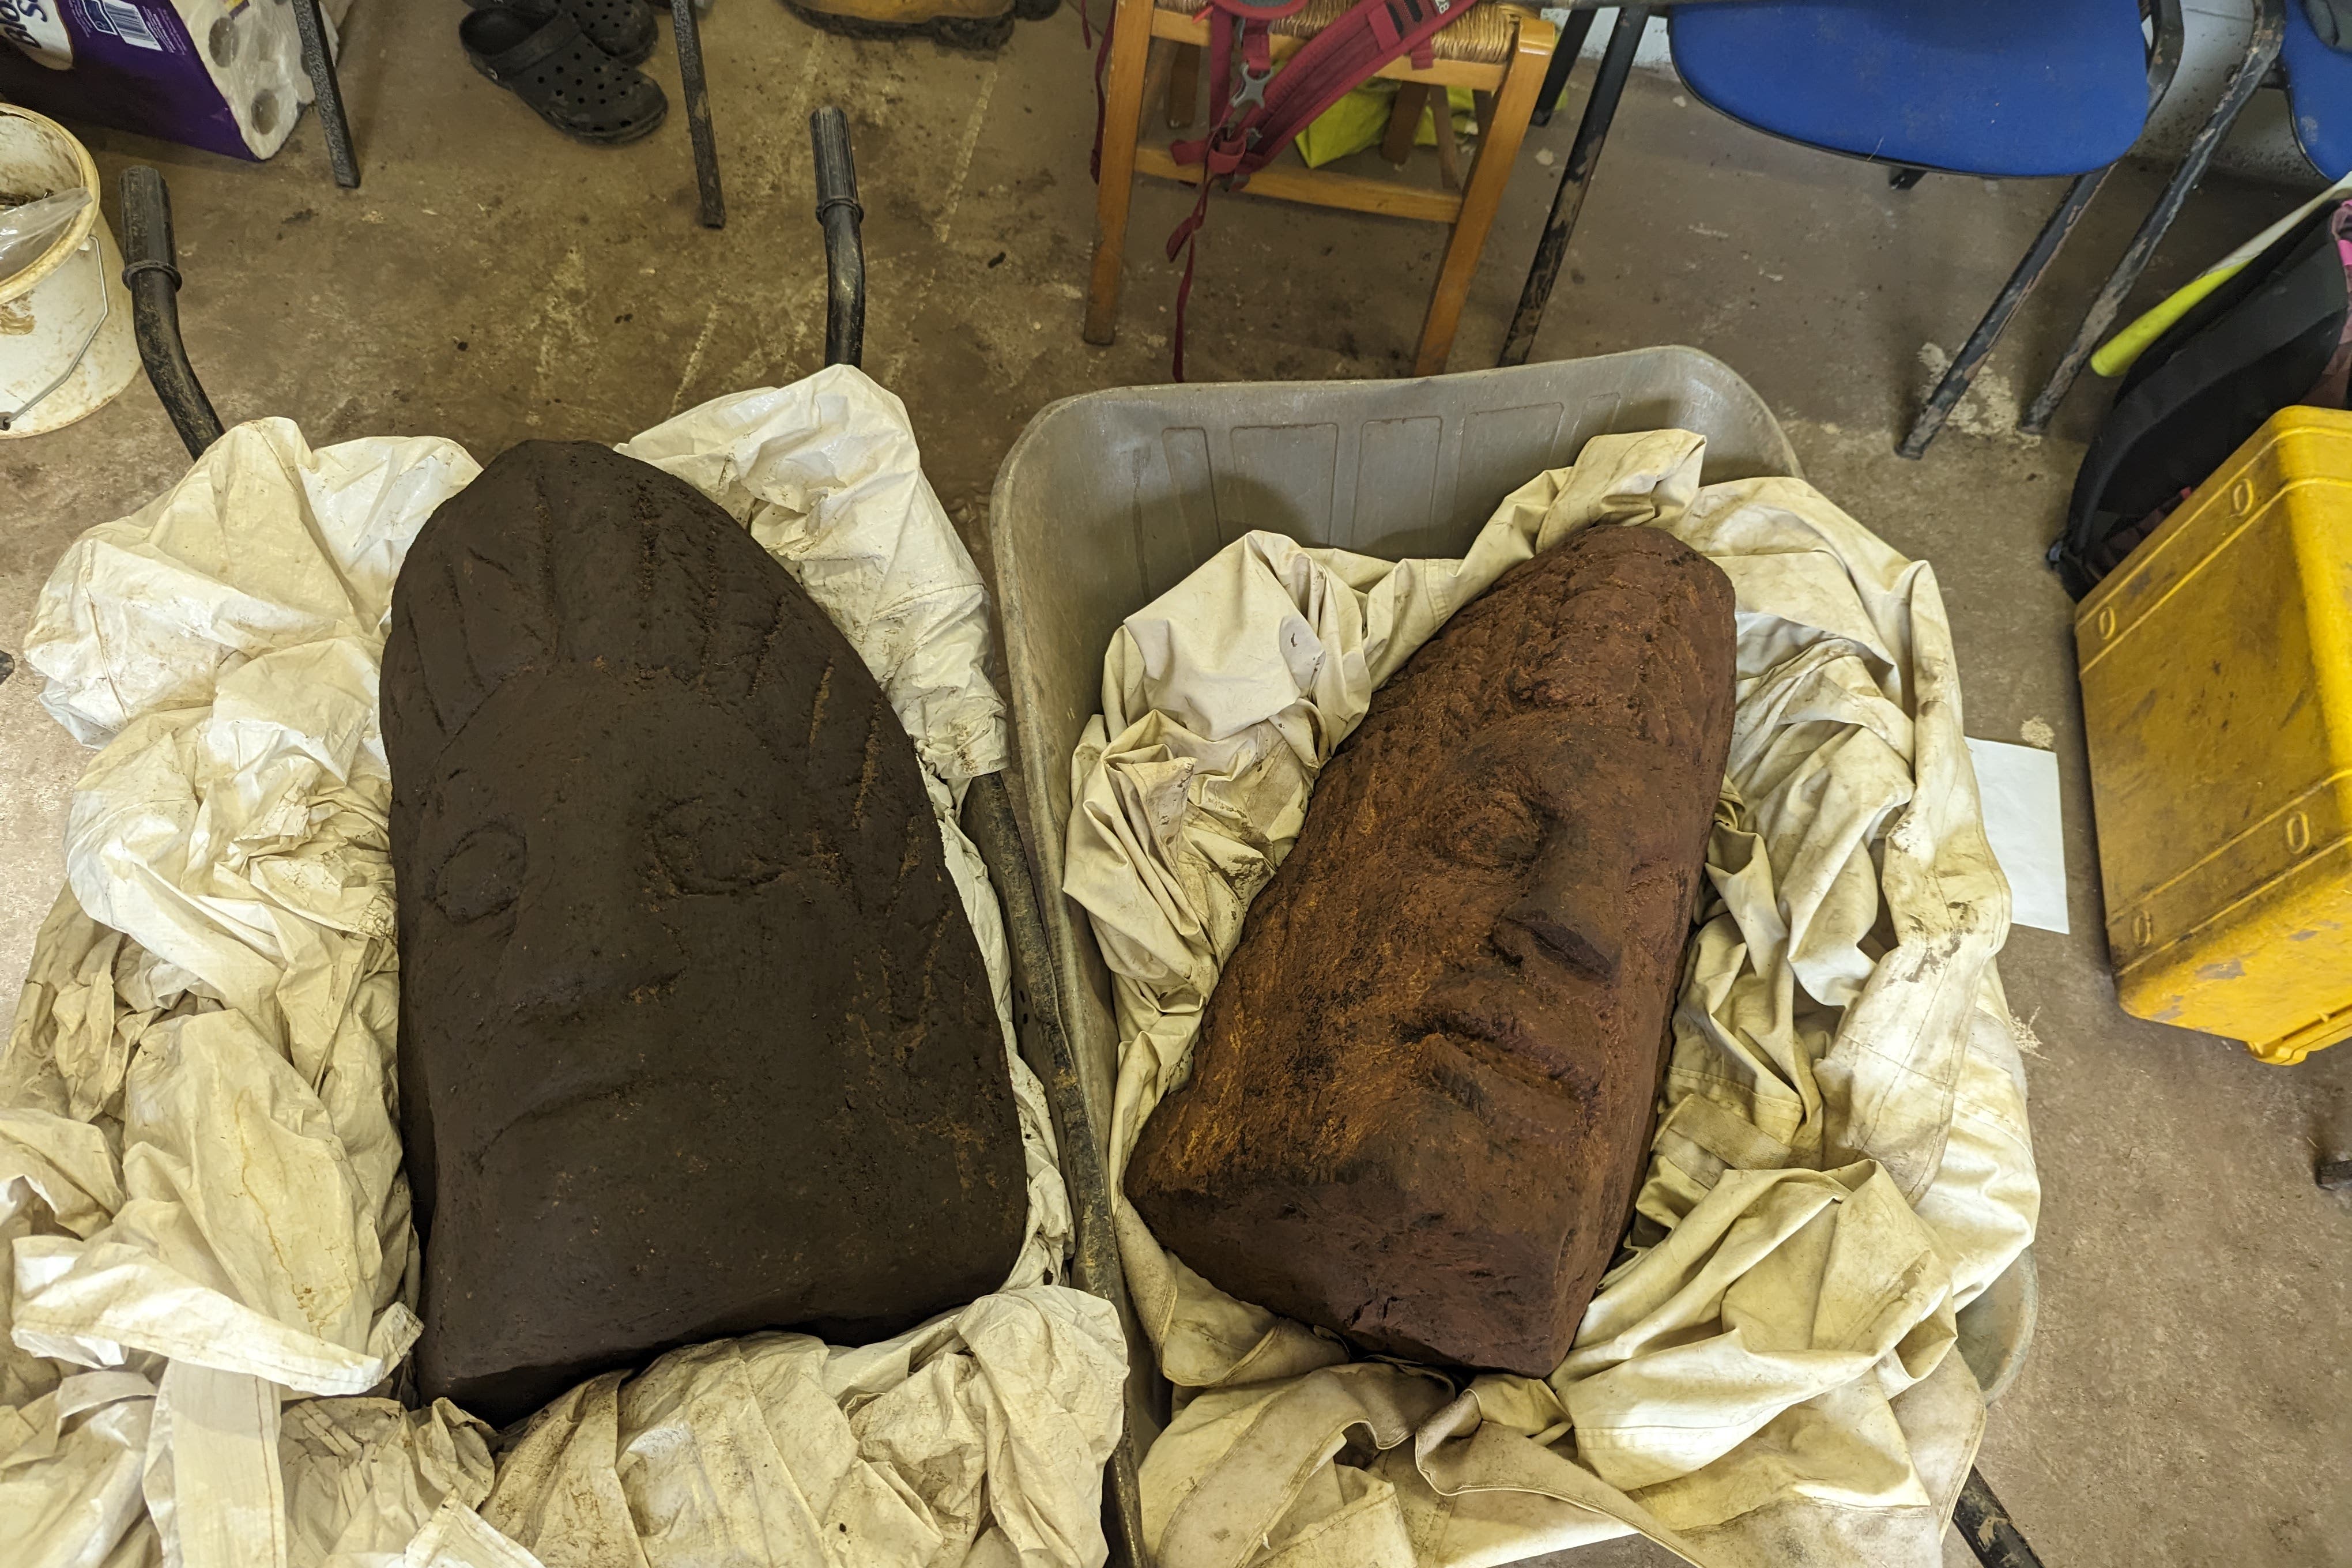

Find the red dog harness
[[1096, 0, 1479, 376]]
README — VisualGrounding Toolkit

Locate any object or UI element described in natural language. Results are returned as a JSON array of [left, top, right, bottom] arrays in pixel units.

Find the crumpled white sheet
[[1062, 429, 2040, 1568], [480, 1287, 1125, 1568], [3, 366, 1124, 1568]]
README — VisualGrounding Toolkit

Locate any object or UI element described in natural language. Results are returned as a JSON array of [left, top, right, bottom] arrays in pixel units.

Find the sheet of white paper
[[1966, 738, 2070, 934]]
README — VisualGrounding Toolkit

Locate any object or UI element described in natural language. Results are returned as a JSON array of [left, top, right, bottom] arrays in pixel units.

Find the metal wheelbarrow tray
[[984, 351, 2040, 1565], [991, 346, 1800, 1170], [105, 122, 1152, 1566]]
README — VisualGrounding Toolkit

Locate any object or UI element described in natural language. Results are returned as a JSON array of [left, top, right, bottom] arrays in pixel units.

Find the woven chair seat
[[1152, 0, 1522, 66]]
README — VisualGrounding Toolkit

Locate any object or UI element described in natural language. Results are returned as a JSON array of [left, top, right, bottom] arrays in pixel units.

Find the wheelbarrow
[[983, 351, 2045, 1568], [112, 110, 1150, 1568]]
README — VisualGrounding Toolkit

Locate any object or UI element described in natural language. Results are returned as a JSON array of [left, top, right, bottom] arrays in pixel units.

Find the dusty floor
[[5, 4, 2351, 1565]]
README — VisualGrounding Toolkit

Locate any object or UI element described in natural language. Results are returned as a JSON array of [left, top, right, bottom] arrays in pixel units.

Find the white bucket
[[1, 107, 138, 440]]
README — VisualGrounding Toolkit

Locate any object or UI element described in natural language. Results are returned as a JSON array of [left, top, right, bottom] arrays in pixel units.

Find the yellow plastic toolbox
[[2079, 406, 2352, 1064]]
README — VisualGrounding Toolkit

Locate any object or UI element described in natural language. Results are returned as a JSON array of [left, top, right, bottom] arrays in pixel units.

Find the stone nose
[[1494, 819, 1625, 984], [499, 853, 688, 1020]]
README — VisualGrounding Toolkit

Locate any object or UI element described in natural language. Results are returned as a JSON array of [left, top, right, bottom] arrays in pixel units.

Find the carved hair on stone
[[382, 441, 1027, 1427], [1128, 525, 1737, 1376]]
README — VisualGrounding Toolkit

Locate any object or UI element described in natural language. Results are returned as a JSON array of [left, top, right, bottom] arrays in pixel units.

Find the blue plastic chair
[[1679, 0, 2192, 455], [1672, 0, 2155, 179], [1499, 0, 2291, 456], [2279, 0, 2352, 178], [2016, 0, 2289, 435]]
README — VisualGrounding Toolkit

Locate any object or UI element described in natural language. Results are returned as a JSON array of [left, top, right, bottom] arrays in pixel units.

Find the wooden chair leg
[[1169, 42, 1201, 129], [1085, 0, 1157, 346], [1382, 83, 1432, 165], [1143, 39, 1177, 136], [1414, 19, 1554, 376], [1432, 99, 1464, 191]]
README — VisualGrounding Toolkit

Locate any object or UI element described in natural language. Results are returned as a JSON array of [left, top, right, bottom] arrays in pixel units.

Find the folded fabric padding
[[1063, 429, 2039, 1568], [3, 367, 1126, 1568]]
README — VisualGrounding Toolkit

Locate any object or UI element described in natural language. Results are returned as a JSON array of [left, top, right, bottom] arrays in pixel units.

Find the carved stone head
[[1128, 525, 1736, 1375], [382, 442, 1026, 1425]]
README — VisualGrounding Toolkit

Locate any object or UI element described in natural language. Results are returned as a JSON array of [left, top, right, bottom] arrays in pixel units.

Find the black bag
[[2054, 200, 2352, 598]]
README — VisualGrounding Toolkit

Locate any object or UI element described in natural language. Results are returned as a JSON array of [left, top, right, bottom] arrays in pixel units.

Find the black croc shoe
[[461, 2, 668, 145], [469, 0, 657, 66]]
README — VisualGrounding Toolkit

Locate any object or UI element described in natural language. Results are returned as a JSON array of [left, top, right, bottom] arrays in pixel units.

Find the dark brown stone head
[[382, 441, 1026, 1425], [1128, 525, 1736, 1375]]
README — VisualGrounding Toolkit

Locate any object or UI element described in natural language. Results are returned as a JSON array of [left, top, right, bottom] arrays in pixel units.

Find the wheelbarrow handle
[[119, 167, 224, 459], [959, 773, 1152, 1568], [809, 108, 865, 372]]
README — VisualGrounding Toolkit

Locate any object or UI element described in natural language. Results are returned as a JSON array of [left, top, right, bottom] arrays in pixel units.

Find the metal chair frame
[[1901, 0, 2199, 453], [291, 0, 725, 224], [1488, 0, 2290, 463], [2011, 0, 2288, 438]]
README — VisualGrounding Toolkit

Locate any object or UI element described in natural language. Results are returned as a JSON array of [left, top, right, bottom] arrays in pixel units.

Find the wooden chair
[[1084, 0, 1559, 376]]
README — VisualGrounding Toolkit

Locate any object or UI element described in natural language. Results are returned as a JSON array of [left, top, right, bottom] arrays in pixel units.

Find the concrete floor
[[5, 4, 2350, 1564]]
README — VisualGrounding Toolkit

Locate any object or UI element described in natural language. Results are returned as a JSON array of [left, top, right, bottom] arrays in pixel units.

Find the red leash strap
[[1164, 66, 1252, 381], [1170, 4, 1250, 173], [1219, 0, 1471, 181], [1169, 178, 1213, 381], [1158, 0, 1476, 376], [1162, 4, 1268, 378]]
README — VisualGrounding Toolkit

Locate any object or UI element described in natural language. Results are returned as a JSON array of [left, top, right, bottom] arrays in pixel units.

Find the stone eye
[[1437, 788, 1545, 870], [435, 825, 525, 924], [655, 795, 782, 894]]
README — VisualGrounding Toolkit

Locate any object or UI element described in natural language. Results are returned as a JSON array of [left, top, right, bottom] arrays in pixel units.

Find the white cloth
[[481, 1287, 1126, 1568], [3, 367, 1125, 1568], [1061, 430, 2040, 1568], [280, 1396, 500, 1567]]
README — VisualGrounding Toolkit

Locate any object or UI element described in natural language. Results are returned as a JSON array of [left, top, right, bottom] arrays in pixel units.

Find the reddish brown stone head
[[1127, 525, 1736, 1375]]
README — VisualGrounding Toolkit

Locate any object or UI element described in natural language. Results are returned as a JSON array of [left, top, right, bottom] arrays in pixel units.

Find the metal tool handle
[[960, 774, 1151, 1568], [673, 0, 724, 228], [810, 108, 865, 371], [119, 167, 224, 458], [1954, 1469, 2046, 1568], [289, 0, 359, 189]]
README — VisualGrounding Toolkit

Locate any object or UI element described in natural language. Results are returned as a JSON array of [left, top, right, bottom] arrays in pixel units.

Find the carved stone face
[[1127, 526, 1736, 1375], [383, 442, 1026, 1426]]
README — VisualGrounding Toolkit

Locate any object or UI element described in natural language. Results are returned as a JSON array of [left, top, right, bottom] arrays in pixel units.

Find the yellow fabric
[[1296, 84, 1476, 169], [2091, 174, 2352, 378]]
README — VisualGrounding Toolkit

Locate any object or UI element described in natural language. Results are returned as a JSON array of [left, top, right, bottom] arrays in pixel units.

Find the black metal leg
[[289, 0, 359, 189], [1889, 165, 1927, 190], [1898, 168, 2111, 458], [2020, 0, 2285, 434], [1529, 7, 1599, 130], [1499, 4, 1649, 367], [1953, 1468, 2046, 1568], [119, 168, 227, 459], [811, 108, 866, 370], [958, 774, 1148, 1568], [673, 0, 726, 229]]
